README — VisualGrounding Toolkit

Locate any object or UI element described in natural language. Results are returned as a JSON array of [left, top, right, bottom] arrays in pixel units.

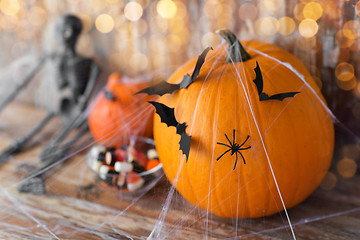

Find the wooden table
[[0, 102, 359, 239]]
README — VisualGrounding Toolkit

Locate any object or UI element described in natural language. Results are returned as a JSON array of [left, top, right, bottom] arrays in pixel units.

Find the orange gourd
[[153, 30, 334, 218], [88, 73, 153, 147]]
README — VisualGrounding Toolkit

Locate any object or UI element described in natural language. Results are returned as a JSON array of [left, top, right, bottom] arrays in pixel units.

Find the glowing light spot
[[95, 14, 114, 34], [320, 172, 337, 190], [303, 2, 323, 20], [299, 19, 318, 38], [238, 3, 258, 21], [124, 2, 143, 21], [157, 0, 177, 19], [130, 53, 148, 71], [343, 20, 360, 40], [337, 158, 357, 178], [336, 30, 354, 48], [0, 0, 20, 16], [28, 7, 47, 27], [258, 0, 282, 15], [255, 17, 277, 36], [294, 3, 306, 21], [337, 76, 357, 91], [335, 62, 354, 82], [276, 17, 295, 35]]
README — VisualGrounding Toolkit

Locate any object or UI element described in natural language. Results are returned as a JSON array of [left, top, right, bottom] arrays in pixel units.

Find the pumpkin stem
[[216, 28, 251, 63]]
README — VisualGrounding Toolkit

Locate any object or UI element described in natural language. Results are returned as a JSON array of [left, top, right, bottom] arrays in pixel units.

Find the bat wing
[[253, 61, 264, 97], [148, 101, 178, 127], [176, 123, 191, 162], [180, 47, 212, 89], [135, 81, 180, 96], [267, 92, 300, 101]]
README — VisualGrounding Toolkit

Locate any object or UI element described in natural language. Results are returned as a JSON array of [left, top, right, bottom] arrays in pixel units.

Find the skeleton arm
[[78, 61, 101, 111]]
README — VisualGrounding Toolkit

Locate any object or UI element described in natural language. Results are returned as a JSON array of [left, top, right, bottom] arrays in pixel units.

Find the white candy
[[147, 149, 158, 160], [127, 177, 144, 192], [89, 158, 102, 172], [114, 161, 133, 172], [99, 165, 109, 180], [89, 145, 106, 158]]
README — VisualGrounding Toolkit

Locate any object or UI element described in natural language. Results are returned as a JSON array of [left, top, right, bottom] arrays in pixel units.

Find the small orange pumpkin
[[153, 30, 334, 218], [88, 73, 153, 147]]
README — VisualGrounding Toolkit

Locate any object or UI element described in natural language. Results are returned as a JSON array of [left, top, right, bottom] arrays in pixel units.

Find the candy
[[146, 159, 160, 171], [147, 149, 158, 160], [99, 165, 112, 180], [89, 145, 106, 158], [105, 151, 116, 166], [87, 143, 160, 193], [126, 171, 144, 192], [115, 148, 127, 162], [89, 158, 102, 172], [114, 161, 133, 172]]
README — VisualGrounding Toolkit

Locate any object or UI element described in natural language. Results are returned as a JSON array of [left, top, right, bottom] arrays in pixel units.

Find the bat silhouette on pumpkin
[[148, 101, 191, 161], [253, 61, 300, 101], [135, 47, 212, 96]]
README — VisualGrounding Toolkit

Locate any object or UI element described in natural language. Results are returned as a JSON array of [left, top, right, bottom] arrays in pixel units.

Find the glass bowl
[[86, 136, 163, 195]]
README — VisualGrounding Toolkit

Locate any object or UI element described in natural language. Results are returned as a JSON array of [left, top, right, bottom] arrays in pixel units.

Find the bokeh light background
[[0, 0, 359, 202]]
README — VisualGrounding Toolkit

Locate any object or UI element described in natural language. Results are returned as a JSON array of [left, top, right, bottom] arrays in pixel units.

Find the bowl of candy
[[86, 137, 163, 195]]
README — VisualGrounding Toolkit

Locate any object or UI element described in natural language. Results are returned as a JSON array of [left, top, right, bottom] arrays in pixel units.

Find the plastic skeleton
[[0, 15, 100, 194]]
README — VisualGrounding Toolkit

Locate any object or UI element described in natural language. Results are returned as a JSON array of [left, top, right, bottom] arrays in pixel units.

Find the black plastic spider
[[216, 129, 251, 170]]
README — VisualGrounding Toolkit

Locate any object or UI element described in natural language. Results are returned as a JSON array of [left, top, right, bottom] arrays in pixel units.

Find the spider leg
[[233, 152, 238, 170], [225, 133, 232, 146], [240, 146, 251, 150], [239, 135, 250, 147], [217, 142, 231, 148], [216, 149, 231, 161], [239, 152, 246, 165], [233, 129, 236, 146]]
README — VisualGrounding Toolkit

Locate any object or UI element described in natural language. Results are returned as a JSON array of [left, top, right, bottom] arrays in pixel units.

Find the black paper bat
[[253, 61, 300, 101], [136, 47, 212, 96], [148, 101, 191, 161]]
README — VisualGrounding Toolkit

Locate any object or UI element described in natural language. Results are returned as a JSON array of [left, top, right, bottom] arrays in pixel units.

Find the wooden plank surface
[[0, 102, 359, 239]]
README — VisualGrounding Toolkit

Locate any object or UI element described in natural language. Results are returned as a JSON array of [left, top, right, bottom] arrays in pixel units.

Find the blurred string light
[[124, 2, 143, 21], [320, 172, 337, 190], [156, 0, 177, 19], [95, 14, 114, 33], [0, 0, 359, 105], [337, 158, 357, 178], [298, 18, 318, 38], [277, 17, 295, 36], [238, 2, 258, 21], [0, 0, 21, 16]]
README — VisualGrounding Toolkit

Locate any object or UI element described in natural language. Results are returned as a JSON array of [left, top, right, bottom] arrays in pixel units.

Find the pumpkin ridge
[[212, 61, 239, 217]]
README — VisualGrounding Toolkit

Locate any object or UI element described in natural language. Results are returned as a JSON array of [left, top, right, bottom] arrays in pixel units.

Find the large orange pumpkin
[[88, 73, 153, 147], [153, 30, 334, 218]]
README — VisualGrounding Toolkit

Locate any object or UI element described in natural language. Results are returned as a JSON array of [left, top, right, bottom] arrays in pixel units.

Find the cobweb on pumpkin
[[0, 39, 359, 240]]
